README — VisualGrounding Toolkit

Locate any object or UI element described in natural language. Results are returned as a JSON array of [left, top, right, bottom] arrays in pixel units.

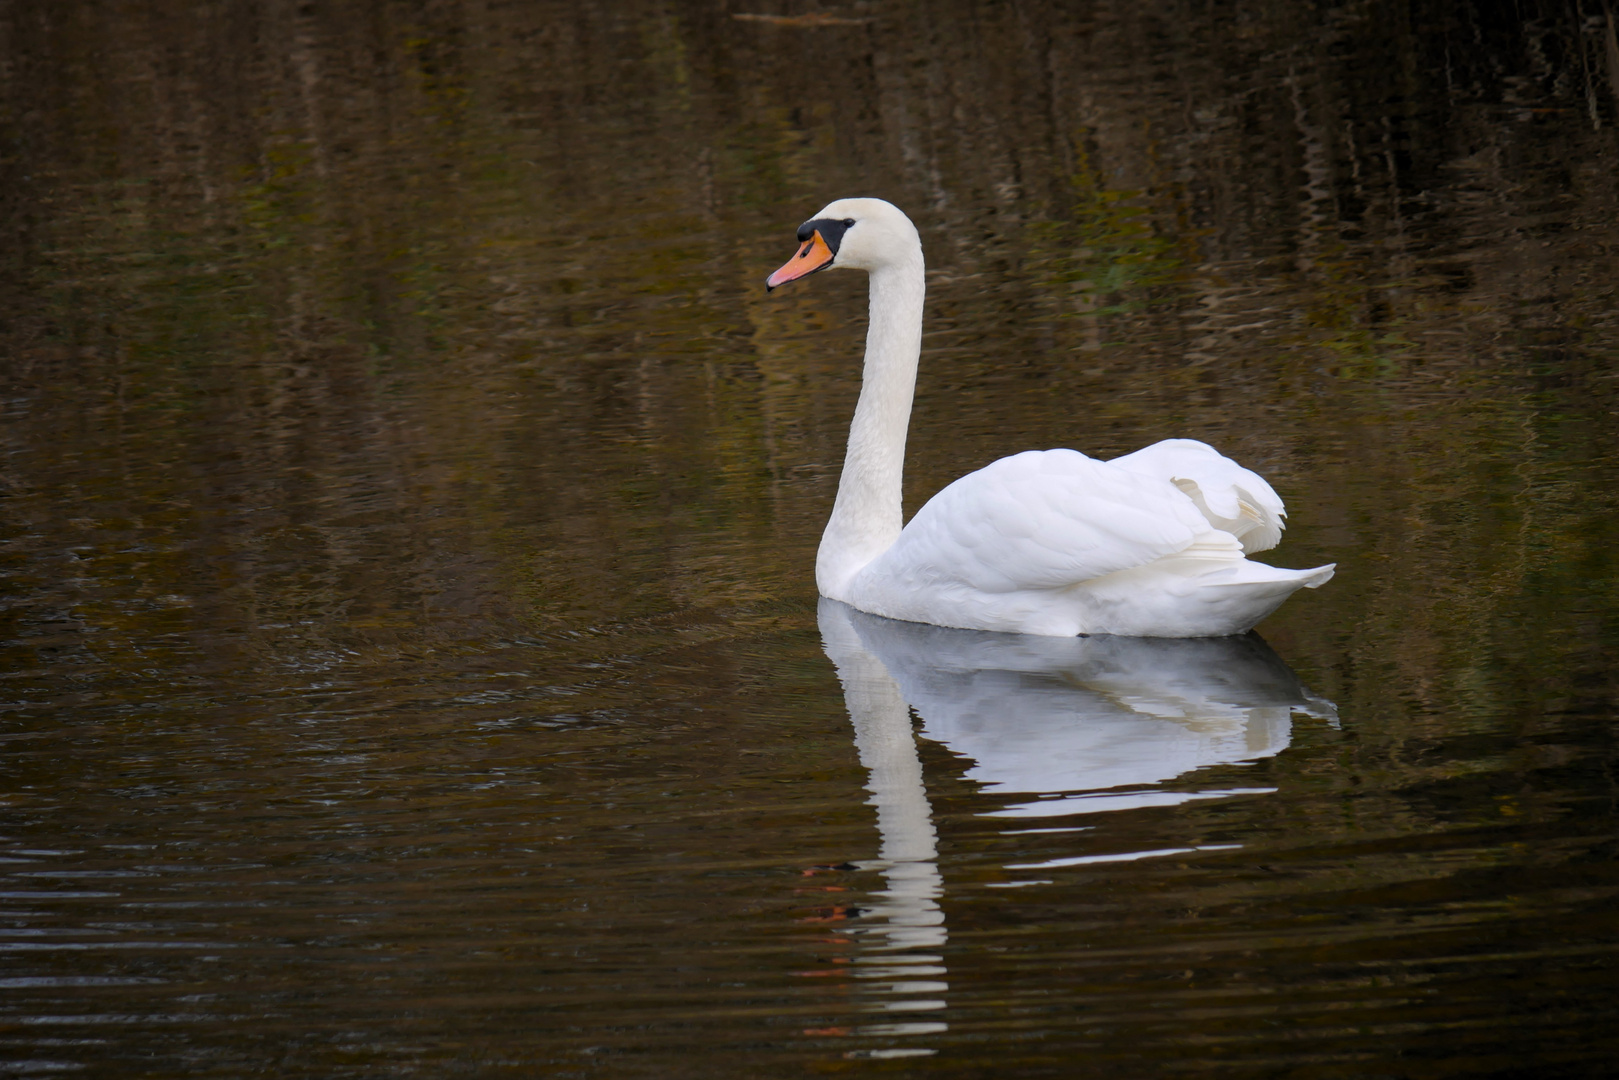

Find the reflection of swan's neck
[[820, 600, 945, 955], [817, 254, 926, 598], [836, 622, 939, 870], [845, 663, 946, 952], [850, 678, 938, 868]]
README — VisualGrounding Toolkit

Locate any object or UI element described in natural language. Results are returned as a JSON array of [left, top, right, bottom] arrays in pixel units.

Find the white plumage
[[1109, 437, 1286, 554], [767, 198, 1334, 638]]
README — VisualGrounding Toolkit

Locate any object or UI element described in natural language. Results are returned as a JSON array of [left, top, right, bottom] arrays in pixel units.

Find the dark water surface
[[3, 1, 1619, 1075]]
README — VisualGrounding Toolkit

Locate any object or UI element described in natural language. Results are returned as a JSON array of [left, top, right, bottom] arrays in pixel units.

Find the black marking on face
[[795, 217, 852, 254]]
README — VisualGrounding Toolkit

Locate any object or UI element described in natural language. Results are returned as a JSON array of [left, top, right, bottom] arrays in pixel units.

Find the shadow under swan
[[817, 598, 1337, 1045]]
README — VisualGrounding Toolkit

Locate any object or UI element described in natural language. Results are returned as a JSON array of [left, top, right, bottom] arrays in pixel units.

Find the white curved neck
[[817, 250, 926, 598]]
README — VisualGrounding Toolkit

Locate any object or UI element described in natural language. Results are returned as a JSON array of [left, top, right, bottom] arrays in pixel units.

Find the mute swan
[[767, 197, 1334, 638]]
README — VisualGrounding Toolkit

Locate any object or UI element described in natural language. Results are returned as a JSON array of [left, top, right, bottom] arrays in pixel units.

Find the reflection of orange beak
[[766, 230, 835, 290]]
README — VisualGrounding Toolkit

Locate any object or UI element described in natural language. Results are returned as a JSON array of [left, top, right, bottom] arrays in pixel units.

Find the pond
[[1, 1, 1617, 1075]]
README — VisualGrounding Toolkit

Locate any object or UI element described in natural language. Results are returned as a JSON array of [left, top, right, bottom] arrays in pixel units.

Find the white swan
[[767, 197, 1334, 638]]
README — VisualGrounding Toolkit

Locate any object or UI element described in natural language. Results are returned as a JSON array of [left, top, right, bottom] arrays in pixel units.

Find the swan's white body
[[774, 198, 1333, 638]]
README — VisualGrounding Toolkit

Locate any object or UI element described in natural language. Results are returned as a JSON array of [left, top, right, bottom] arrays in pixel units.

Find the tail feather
[[1200, 561, 1335, 589]]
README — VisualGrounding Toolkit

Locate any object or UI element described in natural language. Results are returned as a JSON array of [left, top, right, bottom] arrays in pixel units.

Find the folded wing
[[864, 448, 1215, 594], [1107, 439, 1286, 553]]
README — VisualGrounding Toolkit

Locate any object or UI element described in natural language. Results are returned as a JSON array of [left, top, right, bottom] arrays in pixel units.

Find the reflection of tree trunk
[[1013, 1, 1066, 204], [1288, 69, 1334, 273], [262, 0, 334, 349], [1605, 1, 1619, 116], [1181, 278, 1242, 368], [870, 1, 947, 212], [288, 2, 331, 181]]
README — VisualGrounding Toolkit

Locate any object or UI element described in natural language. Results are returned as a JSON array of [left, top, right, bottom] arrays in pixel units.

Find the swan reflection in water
[[816, 598, 1336, 1053]]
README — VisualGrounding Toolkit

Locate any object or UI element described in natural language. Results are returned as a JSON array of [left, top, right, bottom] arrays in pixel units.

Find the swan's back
[[870, 449, 1208, 593]]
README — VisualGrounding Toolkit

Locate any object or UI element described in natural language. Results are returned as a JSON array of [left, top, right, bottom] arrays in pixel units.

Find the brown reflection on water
[[1, 0, 1618, 1075]]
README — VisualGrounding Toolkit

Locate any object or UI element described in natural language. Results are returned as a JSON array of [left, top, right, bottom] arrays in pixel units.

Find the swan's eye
[[843, 218, 855, 226]]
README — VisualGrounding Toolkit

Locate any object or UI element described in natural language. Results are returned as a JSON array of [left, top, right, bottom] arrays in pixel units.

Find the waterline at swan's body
[[767, 197, 1333, 638]]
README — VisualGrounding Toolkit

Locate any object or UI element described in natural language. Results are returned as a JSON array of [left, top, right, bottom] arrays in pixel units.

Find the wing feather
[[1107, 439, 1287, 553], [864, 449, 1211, 595]]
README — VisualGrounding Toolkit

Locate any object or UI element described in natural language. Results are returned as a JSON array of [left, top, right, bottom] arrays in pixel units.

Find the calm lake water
[[3, 1, 1619, 1075]]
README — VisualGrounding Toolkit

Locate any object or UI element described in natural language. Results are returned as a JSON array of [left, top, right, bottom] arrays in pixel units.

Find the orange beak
[[766, 230, 835, 290]]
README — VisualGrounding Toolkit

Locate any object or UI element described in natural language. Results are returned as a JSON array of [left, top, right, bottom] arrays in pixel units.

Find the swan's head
[[765, 197, 920, 290]]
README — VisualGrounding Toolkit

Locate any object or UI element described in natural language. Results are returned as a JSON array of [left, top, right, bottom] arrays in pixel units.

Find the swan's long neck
[[817, 249, 926, 598]]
